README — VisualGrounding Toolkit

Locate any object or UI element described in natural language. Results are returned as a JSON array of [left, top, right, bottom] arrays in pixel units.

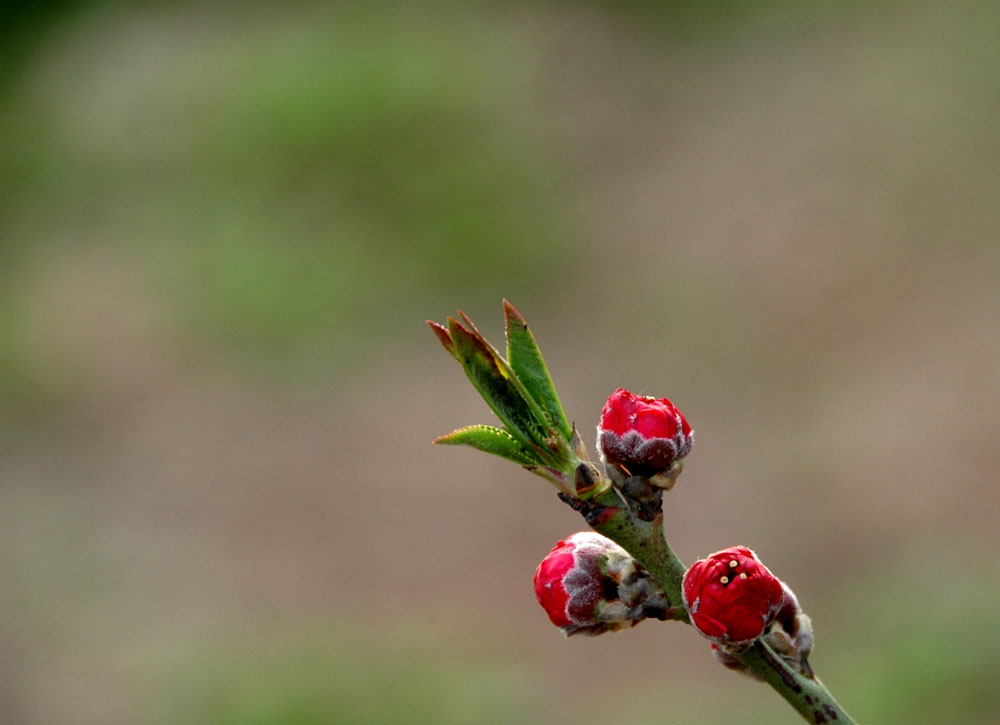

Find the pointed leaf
[[447, 316, 559, 461], [455, 310, 565, 449], [448, 317, 570, 468], [427, 320, 458, 361], [503, 300, 572, 439], [434, 425, 541, 466]]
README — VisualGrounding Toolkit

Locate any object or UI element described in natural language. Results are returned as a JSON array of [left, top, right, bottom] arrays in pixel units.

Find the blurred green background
[[2, 1, 999, 722]]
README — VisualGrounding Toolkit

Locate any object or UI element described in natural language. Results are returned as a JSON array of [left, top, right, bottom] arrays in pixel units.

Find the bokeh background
[[2, 1, 999, 722]]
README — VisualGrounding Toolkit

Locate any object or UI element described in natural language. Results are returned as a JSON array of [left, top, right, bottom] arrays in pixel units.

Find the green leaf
[[503, 300, 572, 439], [434, 425, 541, 466], [455, 311, 560, 441], [446, 315, 564, 465]]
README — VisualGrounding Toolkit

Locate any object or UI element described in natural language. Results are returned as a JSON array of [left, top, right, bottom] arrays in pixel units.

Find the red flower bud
[[598, 388, 693, 480], [682, 546, 785, 650], [533, 532, 667, 636]]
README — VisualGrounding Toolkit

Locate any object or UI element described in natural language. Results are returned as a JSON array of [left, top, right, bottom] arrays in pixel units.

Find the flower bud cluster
[[533, 532, 668, 636], [432, 305, 826, 700]]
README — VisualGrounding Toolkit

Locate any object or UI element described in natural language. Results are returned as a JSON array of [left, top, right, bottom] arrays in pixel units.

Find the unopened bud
[[533, 532, 668, 636], [597, 388, 693, 483], [682, 546, 785, 652]]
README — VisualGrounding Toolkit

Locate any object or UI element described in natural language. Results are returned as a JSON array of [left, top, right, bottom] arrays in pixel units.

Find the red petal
[[632, 407, 676, 439], [534, 551, 574, 628]]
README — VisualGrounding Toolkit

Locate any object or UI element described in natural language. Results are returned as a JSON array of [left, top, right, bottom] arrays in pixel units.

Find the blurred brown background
[[2, 1, 999, 722]]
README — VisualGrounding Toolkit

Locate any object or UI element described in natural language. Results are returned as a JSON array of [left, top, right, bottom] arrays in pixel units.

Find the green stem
[[570, 488, 857, 725], [738, 644, 857, 724], [585, 489, 688, 619]]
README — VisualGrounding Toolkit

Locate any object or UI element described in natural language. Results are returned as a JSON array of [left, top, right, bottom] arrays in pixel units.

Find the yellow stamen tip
[[729, 560, 738, 568], [739, 572, 747, 579], [720, 576, 729, 584]]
